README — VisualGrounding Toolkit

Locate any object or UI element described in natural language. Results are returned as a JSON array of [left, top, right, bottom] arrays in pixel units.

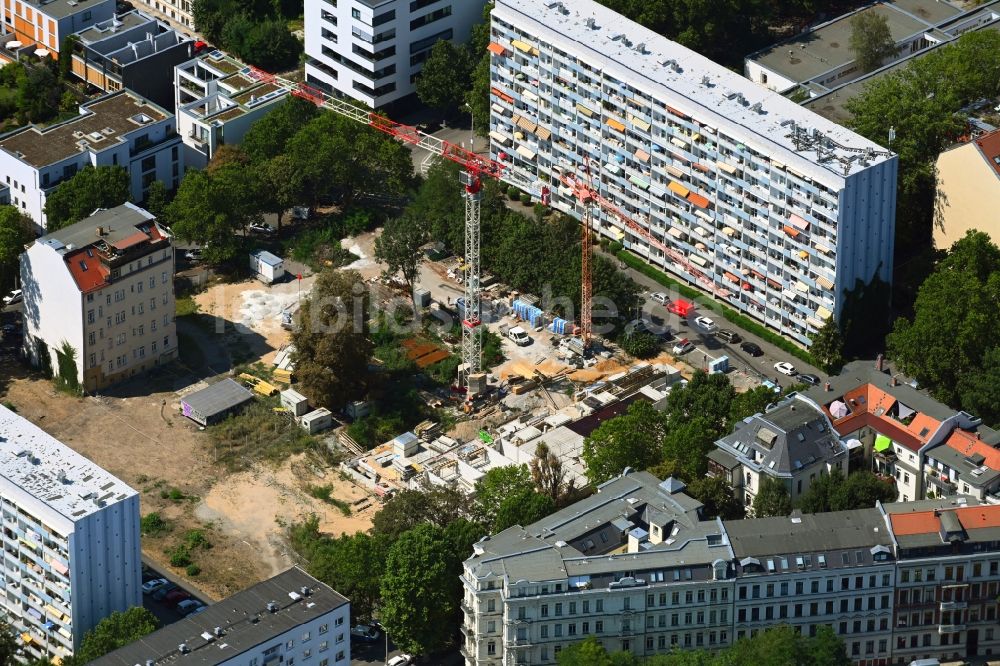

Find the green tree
[[956, 346, 1000, 427], [415, 40, 473, 113], [0, 205, 33, 288], [379, 524, 458, 655], [375, 213, 429, 299], [259, 154, 303, 230], [74, 607, 159, 662], [16, 62, 61, 124], [661, 415, 717, 479], [832, 471, 898, 510], [371, 486, 466, 542], [619, 330, 660, 358], [0, 619, 19, 666], [582, 400, 668, 484], [686, 476, 743, 520], [59, 35, 78, 80], [44, 166, 130, 231], [663, 371, 736, 439], [312, 530, 387, 621], [291, 267, 373, 411], [730, 385, 777, 424], [809, 317, 845, 373], [493, 491, 554, 532], [556, 636, 618, 666], [530, 441, 573, 502], [54, 341, 79, 392], [241, 96, 320, 162], [849, 12, 900, 74], [472, 465, 535, 527], [143, 180, 171, 221], [236, 18, 302, 71], [752, 477, 792, 517]]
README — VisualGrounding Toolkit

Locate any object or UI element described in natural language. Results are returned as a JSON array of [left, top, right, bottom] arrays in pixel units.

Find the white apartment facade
[[304, 0, 489, 108], [0, 91, 182, 229], [92, 566, 351, 666], [126, 0, 195, 35], [174, 49, 289, 167], [489, 0, 899, 347], [21, 203, 177, 393], [0, 404, 141, 661]]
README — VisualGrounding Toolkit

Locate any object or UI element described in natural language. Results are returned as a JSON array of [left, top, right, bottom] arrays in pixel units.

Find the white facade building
[[304, 0, 489, 108], [0, 405, 140, 661], [126, 0, 195, 35], [0, 91, 182, 229], [489, 0, 899, 347], [21, 203, 177, 393], [91, 566, 351, 666]]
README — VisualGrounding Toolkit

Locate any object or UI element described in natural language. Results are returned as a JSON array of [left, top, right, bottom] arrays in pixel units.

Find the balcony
[[938, 624, 966, 634], [940, 601, 968, 611]]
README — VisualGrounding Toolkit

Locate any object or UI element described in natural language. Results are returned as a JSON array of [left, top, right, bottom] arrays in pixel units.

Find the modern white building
[[126, 0, 196, 35], [303, 0, 489, 108], [21, 203, 177, 393], [0, 404, 141, 662], [173, 49, 289, 167], [91, 566, 351, 666], [0, 90, 182, 229], [0, 0, 116, 62], [489, 0, 899, 347]]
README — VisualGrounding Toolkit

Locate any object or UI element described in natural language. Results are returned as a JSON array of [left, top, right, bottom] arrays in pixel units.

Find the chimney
[[890, 376, 898, 387], [824, 381, 831, 392], [875, 354, 884, 372], [96, 226, 104, 236]]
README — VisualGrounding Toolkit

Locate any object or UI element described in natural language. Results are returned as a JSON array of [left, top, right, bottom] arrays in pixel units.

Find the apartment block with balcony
[[923, 427, 1000, 503], [0, 0, 114, 62], [173, 49, 288, 167], [304, 0, 489, 108], [0, 90, 182, 229], [489, 0, 898, 347], [21, 203, 177, 393], [0, 404, 140, 662], [69, 10, 196, 109]]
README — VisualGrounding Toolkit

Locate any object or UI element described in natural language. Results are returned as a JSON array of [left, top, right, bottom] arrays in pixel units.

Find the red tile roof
[[65, 249, 110, 293], [112, 230, 150, 250], [823, 381, 939, 453], [943, 429, 1000, 471], [974, 129, 1000, 178], [890, 505, 1000, 536]]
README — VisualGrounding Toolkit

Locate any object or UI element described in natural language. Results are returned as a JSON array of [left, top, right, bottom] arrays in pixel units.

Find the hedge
[[615, 249, 818, 368]]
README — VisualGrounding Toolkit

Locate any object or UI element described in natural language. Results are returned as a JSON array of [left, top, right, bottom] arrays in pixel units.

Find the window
[[486, 641, 495, 656], [351, 7, 361, 18], [595, 621, 603, 633]]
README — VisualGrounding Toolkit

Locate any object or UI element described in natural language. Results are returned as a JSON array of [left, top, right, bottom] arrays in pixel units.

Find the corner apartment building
[[174, 49, 288, 167], [21, 203, 177, 393], [0, 90, 182, 229], [0, 0, 114, 61], [69, 10, 196, 109], [711, 393, 848, 509], [489, 0, 898, 347], [91, 566, 351, 666], [304, 0, 489, 108], [0, 404, 141, 662], [923, 427, 1000, 503]]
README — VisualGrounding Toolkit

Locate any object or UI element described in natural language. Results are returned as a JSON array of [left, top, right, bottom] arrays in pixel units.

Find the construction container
[[279, 389, 309, 417], [413, 288, 431, 308], [249, 250, 285, 284], [392, 432, 420, 457], [181, 379, 254, 426], [300, 408, 333, 434], [708, 355, 730, 374], [345, 401, 371, 420]]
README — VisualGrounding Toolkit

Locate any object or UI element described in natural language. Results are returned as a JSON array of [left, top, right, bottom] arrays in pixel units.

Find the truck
[[507, 326, 531, 346], [249, 250, 286, 285]]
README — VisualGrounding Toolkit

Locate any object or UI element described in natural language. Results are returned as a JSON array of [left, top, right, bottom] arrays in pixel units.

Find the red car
[[666, 299, 694, 317], [164, 589, 190, 604]]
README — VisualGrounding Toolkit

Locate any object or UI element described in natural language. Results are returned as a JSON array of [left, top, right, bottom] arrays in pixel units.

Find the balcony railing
[[938, 624, 965, 634], [940, 601, 968, 611]]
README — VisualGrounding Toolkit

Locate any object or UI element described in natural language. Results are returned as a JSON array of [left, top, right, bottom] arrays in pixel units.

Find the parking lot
[[141, 559, 209, 627]]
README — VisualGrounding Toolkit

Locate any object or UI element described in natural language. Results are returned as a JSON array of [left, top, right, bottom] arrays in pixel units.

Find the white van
[[507, 326, 531, 346]]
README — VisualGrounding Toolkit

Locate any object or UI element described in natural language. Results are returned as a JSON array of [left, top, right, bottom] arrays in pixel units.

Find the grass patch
[[615, 250, 818, 368], [208, 400, 321, 471], [305, 484, 352, 516], [176, 295, 199, 317], [159, 487, 189, 502], [140, 512, 171, 537]]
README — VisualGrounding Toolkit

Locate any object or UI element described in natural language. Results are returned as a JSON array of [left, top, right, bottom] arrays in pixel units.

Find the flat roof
[[39, 202, 157, 249], [182, 379, 254, 417], [0, 405, 136, 522], [725, 509, 892, 558], [0, 91, 169, 169], [74, 10, 153, 43], [91, 567, 349, 666], [23, 0, 114, 20], [495, 0, 894, 184], [749, 0, 961, 84]]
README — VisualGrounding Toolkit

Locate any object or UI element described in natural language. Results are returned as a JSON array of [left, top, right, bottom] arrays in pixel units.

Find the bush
[[186, 564, 202, 577], [519, 192, 532, 205], [608, 241, 624, 254], [619, 331, 660, 359], [184, 529, 212, 550], [507, 186, 521, 201], [533, 202, 547, 222], [168, 546, 192, 568], [140, 512, 170, 537]]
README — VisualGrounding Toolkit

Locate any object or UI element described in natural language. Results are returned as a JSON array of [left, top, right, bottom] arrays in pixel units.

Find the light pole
[[465, 103, 475, 153]]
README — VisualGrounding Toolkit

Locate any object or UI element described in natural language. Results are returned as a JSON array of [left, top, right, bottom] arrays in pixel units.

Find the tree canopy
[[582, 400, 669, 484], [798, 470, 898, 513], [72, 607, 159, 663], [44, 166, 130, 231], [809, 317, 845, 374], [752, 477, 792, 517], [374, 213, 429, 298], [193, 0, 301, 70], [0, 206, 33, 289], [848, 12, 899, 74], [415, 40, 473, 113]]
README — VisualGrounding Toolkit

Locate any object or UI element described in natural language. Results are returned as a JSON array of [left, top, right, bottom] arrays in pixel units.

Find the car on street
[[386, 655, 414, 666], [184, 249, 202, 261], [798, 373, 821, 386], [151, 583, 178, 600], [649, 291, 669, 306], [774, 361, 797, 376], [142, 578, 169, 595], [666, 300, 694, 316], [351, 625, 382, 643], [2, 290, 22, 306], [672, 338, 695, 355], [163, 588, 190, 604], [176, 599, 204, 616], [717, 329, 742, 344], [694, 316, 717, 332], [740, 341, 764, 357], [248, 222, 274, 234]]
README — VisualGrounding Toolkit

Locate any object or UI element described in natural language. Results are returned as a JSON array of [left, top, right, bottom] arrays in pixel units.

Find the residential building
[[69, 10, 197, 109], [884, 501, 1000, 664], [933, 129, 1000, 250], [303, 0, 489, 108], [0, 404, 141, 662], [489, 0, 898, 348], [173, 49, 289, 167], [711, 393, 848, 509], [21, 203, 177, 393], [91, 566, 352, 666], [801, 360, 982, 502], [725, 510, 896, 663], [0, 90, 182, 228], [0, 0, 115, 62], [462, 467, 1000, 665], [125, 0, 195, 35], [923, 427, 1000, 503]]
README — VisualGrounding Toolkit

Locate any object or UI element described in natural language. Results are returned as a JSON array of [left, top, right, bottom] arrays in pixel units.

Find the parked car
[[163, 588, 190, 604], [176, 599, 204, 616], [672, 338, 695, 355], [694, 316, 717, 332], [774, 361, 797, 376], [649, 291, 669, 306], [351, 625, 381, 643], [151, 583, 177, 600], [184, 249, 202, 261], [387, 655, 413, 666], [248, 222, 274, 235], [717, 329, 742, 344], [142, 578, 169, 595], [798, 373, 821, 386], [507, 326, 531, 346], [2, 289, 22, 306], [740, 341, 764, 357], [666, 300, 693, 316]]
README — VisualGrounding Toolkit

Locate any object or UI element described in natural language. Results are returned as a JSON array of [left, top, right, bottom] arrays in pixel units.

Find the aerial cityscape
[[0, 0, 995, 664]]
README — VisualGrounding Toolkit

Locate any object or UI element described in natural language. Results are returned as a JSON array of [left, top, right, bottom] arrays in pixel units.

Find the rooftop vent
[[266, 601, 279, 613], [214, 626, 224, 637], [178, 643, 189, 654], [129, 112, 153, 124], [300, 586, 310, 597], [584, 17, 597, 29]]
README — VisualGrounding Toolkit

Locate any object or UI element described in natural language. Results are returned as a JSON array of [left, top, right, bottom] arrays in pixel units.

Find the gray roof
[[23, 0, 114, 20], [725, 508, 892, 558], [926, 443, 1000, 489], [91, 567, 349, 666], [252, 250, 283, 267], [182, 379, 254, 417], [38, 203, 156, 250], [715, 395, 845, 476]]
